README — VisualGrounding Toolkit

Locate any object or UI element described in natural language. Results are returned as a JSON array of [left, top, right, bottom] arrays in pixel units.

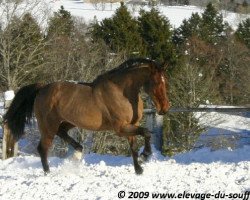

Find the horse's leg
[[121, 125, 152, 161], [36, 114, 60, 174], [127, 136, 143, 175], [37, 134, 54, 174], [119, 125, 152, 174], [56, 122, 83, 152], [138, 128, 152, 163]]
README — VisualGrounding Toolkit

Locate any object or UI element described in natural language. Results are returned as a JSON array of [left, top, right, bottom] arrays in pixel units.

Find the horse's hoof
[[135, 166, 143, 175], [73, 150, 83, 161], [44, 170, 50, 176]]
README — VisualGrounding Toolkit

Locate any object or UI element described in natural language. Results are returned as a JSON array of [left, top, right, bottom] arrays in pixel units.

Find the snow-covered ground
[[0, 109, 249, 199], [49, 0, 248, 29], [0, 146, 249, 199], [1, 0, 247, 30]]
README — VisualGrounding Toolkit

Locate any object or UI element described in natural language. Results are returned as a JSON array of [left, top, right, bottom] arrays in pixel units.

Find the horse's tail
[[3, 83, 45, 140]]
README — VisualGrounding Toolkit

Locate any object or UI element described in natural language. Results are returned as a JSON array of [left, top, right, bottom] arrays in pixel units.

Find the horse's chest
[[108, 97, 143, 125]]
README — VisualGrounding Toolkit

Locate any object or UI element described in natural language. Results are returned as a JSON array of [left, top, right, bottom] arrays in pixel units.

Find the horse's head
[[144, 63, 170, 115]]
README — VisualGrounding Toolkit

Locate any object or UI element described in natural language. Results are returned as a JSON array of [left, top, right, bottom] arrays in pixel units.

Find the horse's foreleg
[[121, 125, 152, 162], [120, 125, 152, 174], [57, 123, 83, 152], [127, 136, 143, 175], [139, 128, 152, 163]]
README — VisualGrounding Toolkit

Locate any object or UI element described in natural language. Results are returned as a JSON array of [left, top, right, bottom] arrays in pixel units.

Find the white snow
[[0, 109, 249, 199], [46, 0, 248, 29], [4, 90, 15, 101], [0, 146, 249, 199], [1, 0, 245, 30]]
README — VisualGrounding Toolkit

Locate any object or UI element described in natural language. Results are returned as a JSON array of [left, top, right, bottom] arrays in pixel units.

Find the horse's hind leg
[[37, 118, 59, 174], [56, 122, 83, 152], [37, 135, 54, 174]]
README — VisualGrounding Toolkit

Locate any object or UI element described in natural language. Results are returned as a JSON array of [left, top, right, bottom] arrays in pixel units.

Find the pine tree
[[138, 8, 176, 63], [235, 18, 250, 48], [91, 2, 142, 54], [173, 12, 201, 44], [47, 6, 74, 38], [200, 3, 226, 44]]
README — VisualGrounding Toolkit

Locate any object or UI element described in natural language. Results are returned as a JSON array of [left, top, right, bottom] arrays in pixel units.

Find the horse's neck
[[111, 68, 150, 102], [118, 67, 150, 89]]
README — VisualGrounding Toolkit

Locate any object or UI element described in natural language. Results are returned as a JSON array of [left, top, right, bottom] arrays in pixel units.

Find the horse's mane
[[93, 58, 160, 83]]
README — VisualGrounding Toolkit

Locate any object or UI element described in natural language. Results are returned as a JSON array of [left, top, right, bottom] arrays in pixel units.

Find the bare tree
[[0, 0, 51, 91]]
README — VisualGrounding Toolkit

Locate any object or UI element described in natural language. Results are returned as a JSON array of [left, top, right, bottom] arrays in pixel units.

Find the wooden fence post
[[2, 90, 18, 160]]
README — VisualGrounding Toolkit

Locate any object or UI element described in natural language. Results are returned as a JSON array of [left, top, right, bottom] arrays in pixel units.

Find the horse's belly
[[71, 109, 104, 131]]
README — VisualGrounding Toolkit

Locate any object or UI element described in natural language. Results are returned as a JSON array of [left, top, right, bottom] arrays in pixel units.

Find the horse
[[4, 58, 170, 175]]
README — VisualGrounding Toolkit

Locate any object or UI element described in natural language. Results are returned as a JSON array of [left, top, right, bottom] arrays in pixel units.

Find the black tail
[[3, 83, 45, 140]]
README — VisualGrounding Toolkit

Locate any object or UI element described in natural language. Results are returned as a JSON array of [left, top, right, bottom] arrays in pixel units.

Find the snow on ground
[[0, 109, 249, 199], [48, 0, 248, 29], [0, 147, 249, 199], [195, 108, 250, 150]]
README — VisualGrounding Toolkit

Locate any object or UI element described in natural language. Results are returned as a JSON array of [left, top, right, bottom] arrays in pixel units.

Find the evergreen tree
[[173, 13, 201, 44], [200, 3, 226, 44], [138, 8, 176, 63], [91, 2, 142, 54], [235, 18, 250, 48], [174, 3, 227, 45], [47, 6, 74, 38]]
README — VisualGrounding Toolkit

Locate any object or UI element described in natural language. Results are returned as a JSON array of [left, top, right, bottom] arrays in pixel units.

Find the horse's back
[[34, 81, 106, 131]]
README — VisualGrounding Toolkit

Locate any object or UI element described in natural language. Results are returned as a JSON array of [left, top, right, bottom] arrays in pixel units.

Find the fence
[[144, 106, 250, 151]]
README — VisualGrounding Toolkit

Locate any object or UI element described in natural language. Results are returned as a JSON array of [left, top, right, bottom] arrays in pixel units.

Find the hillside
[[48, 0, 248, 29]]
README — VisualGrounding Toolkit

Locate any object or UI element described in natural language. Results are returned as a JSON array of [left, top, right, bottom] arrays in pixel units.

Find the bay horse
[[4, 58, 170, 174]]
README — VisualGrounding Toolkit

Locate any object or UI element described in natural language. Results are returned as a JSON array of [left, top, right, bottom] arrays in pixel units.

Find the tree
[[162, 35, 228, 156], [91, 2, 142, 55], [0, 13, 46, 91], [235, 18, 250, 49], [173, 12, 202, 45], [200, 3, 226, 44], [174, 3, 227, 45], [47, 6, 74, 38], [138, 8, 176, 63], [218, 35, 250, 104]]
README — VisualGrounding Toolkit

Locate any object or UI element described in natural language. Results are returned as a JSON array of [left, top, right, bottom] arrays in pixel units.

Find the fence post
[[152, 114, 163, 151], [145, 99, 163, 152], [2, 90, 18, 159]]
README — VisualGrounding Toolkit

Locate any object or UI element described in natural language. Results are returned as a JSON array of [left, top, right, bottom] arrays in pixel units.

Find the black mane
[[109, 58, 159, 73], [94, 58, 160, 82]]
